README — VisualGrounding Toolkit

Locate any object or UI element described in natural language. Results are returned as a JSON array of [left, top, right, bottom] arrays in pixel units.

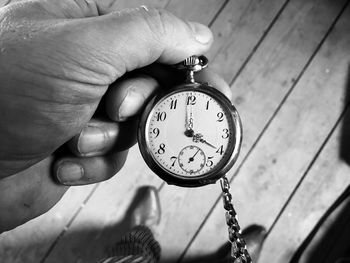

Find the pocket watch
[[137, 55, 251, 262], [138, 55, 242, 187]]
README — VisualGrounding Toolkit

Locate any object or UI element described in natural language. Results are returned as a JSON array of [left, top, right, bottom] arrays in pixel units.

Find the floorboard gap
[[265, 0, 350, 238], [208, 0, 230, 28], [40, 184, 101, 263], [229, 0, 291, 87], [177, 0, 350, 261]]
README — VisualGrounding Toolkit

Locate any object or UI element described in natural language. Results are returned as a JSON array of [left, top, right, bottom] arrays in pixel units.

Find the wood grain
[[261, 112, 350, 262], [207, 0, 288, 83], [182, 1, 349, 262], [159, 0, 347, 260], [165, 0, 226, 25], [258, 5, 350, 261], [0, 184, 96, 263]]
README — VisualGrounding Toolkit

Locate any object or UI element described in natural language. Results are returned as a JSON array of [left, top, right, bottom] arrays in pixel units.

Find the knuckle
[[0, 0, 11, 9], [71, 0, 99, 16], [139, 7, 175, 40]]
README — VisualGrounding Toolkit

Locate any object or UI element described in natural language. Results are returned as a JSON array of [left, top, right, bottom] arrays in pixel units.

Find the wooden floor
[[1, 0, 350, 262]]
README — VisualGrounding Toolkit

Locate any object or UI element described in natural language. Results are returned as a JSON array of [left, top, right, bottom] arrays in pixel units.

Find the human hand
[[0, 0, 231, 232], [0, 0, 214, 177]]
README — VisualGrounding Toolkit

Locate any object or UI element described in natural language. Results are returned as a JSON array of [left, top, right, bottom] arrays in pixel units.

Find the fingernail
[[188, 21, 212, 44], [77, 124, 115, 156], [118, 89, 144, 120], [56, 162, 84, 185]]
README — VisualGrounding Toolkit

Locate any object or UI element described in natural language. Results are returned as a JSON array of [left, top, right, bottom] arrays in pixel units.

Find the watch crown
[[183, 56, 200, 67], [175, 55, 208, 73]]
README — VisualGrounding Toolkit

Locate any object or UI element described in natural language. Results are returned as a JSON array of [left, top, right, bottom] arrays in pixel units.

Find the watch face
[[140, 85, 241, 185]]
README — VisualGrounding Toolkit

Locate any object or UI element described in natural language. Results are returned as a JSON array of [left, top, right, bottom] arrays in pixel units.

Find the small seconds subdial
[[178, 145, 206, 175]]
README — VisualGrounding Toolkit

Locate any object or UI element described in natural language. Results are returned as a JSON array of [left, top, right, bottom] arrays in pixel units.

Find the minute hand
[[193, 133, 216, 149], [199, 138, 216, 149]]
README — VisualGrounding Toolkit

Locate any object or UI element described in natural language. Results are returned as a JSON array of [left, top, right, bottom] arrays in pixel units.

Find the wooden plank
[[207, 0, 289, 83], [182, 1, 350, 261], [159, 0, 347, 261], [158, 0, 320, 258], [165, 0, 226, 25], [0, 184, 96, 263], [258, 6, 350, 260], [261, 115, 350, 263], [37, 2, 231, 263]]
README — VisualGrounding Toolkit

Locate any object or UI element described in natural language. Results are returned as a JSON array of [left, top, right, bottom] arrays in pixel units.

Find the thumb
[[57, 7, 213, 84]]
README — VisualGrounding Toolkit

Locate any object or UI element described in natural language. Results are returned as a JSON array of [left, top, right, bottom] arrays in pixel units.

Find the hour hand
[[184, 114, 194, 137], [184, 128, 194, 137], [184, 115, 194, 137], [184, 98, 194, 137], [200, 139, 216, 149]]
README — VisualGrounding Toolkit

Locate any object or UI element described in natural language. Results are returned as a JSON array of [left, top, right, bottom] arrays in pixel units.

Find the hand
[[0, 0, 215, 232], [188, 148, 200, 163], [199, 138, 217, 149], [0, 0, 214, 177], [193, 133, 217, 149]]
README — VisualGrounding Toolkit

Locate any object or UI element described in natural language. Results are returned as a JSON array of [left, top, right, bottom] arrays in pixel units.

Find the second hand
[[188, 148, 200, 163]]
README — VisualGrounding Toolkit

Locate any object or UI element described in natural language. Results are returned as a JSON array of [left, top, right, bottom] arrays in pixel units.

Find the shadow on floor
[[340, 66, 350, 166], [36, 186, 233, 263], [36, 185, 264, 263], [43, 225, 259, 263]]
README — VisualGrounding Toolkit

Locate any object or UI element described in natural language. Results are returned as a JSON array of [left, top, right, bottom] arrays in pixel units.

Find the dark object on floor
[[101, 186, 162, 263], [215, 224, 266, 263]]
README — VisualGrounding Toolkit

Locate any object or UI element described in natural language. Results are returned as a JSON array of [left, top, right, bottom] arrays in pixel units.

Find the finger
[[67, 118, 137, 157], [0, 0, 11, 8], [106, 74, 158, 121], [0, 0, 27, 8], [0, 156, 69, 232], [48, 0, 120, 18], [73, 0, 120, 16], [53, 7, 213, 86], [12, 0, 120, 19], [54, 150, 128, 185]]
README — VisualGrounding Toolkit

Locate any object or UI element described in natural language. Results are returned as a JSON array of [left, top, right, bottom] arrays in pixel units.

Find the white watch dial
[[145, 90, 235, 177]]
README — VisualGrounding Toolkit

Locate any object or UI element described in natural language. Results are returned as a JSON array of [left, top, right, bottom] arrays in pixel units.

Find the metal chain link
[[220, 176, 252, 263]]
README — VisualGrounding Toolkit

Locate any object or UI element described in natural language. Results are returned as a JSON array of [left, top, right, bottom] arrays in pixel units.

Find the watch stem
[[174, 55, 209, 84]]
